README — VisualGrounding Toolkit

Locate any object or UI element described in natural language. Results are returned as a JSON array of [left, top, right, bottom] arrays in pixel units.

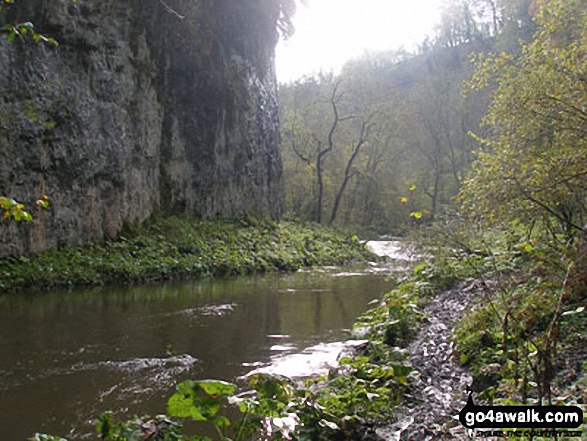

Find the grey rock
[[0, 0, 283, 256]]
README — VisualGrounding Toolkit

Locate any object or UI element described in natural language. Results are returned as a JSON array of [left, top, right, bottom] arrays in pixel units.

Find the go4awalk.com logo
[[458, 389, 583, 432]]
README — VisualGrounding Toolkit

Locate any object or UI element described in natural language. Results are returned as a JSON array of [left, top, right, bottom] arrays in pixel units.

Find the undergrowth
[[0, 216, 374, 292], [412, 218, 587, 437], [31, 245, 442, 441], [25, 218, 587, 440]]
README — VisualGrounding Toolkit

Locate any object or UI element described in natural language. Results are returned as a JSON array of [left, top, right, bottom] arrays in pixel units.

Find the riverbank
[[350, 238, 587, 440], [0, 216, 374, 292]]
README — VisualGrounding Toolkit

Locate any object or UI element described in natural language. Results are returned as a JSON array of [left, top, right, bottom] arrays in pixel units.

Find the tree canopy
[[459, 0, 587, 240]]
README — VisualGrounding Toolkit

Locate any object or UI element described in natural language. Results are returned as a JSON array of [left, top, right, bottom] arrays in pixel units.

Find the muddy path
[[375, 281, 485, 441]]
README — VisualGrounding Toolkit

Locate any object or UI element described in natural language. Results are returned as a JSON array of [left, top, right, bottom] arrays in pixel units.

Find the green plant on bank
[[351, 243, 478, 352], [0, 216, 374, 292], [432, 222, 587, 407], [26, 263, 435, 441], [31, 358, 411, 441], [401, 208, 587, 409], [450, 0, 587, 409]]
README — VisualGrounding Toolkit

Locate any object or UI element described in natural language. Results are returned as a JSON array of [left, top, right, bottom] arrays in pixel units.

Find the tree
[[280, 74, 386, 227], [460, 0, 587, 240], [328, 114, 374, 225]]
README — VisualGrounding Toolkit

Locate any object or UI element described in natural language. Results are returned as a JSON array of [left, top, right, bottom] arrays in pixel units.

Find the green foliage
[[460, 0, 587, 239], [353, 261, 439, 347], [0, 197, 33, 222], [166, 380, 237, 440], [1, 0, 60, 46], [310, 355, 409, 421], [0, 216, 373, 292], [163, 358, 410, 440], [453, 0, 587, 406], [1, 21, 58, 46], [446, 222, 587, 404], [0, 195, 49, 222], [96, 412, 195, 441], [168, 380, 235, 424]]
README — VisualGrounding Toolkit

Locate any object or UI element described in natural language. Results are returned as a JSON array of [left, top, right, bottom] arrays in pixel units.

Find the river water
[[0, 241, 412, 440]]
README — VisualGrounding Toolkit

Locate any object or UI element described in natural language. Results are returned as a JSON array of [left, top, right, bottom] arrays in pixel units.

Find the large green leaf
[[196, 379, 236, 396], [167, 380, 235, 421]]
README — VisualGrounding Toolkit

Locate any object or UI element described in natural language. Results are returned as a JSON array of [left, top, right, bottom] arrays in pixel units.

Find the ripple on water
[[72, 354, 199, 374], [157, 303, 237, 318]]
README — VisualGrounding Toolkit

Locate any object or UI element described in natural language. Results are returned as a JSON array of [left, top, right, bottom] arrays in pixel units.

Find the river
[[0, 241, 413, 440]]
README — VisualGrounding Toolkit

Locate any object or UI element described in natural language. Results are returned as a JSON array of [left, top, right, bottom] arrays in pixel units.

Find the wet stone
[[376, 282, 483, 441]]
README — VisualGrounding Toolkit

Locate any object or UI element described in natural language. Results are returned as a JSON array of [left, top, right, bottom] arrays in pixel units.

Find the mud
[[376, 281, 485, 440]]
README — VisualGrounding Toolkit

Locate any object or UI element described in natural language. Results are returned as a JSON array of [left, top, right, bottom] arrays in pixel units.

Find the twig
[[159, 0, 185, 19]]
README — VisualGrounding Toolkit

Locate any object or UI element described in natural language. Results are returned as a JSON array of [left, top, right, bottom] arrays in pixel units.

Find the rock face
[[0, 0, 283, 256]]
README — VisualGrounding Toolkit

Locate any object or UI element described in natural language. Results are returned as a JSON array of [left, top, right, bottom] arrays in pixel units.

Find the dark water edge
[[0, 263, 396, 441]]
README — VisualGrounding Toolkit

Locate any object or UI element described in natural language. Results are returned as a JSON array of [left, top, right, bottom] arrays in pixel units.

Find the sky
[[275, 0, 445, 83]]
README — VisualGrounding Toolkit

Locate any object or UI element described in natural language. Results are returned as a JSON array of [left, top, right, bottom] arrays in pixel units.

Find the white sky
[[275, 0, 444, 83]]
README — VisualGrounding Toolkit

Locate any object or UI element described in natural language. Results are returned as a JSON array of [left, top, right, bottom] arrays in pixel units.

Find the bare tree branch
[[159, 0, 185, 19]]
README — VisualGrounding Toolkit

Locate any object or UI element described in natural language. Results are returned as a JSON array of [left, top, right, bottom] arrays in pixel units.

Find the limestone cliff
[[0, 0, 283, 256]]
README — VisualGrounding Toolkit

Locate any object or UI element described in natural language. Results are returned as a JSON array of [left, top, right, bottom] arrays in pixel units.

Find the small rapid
[[0, 242, 406, 441]]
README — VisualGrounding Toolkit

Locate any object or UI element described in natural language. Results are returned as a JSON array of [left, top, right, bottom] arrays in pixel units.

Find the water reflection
[[0, 264, 394, 440]]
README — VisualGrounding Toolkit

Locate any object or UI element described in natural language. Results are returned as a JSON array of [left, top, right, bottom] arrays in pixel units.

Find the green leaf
[[96, 412, 115, 440], [168, 392, 208, 421], [197, 379, 236, 397], [168, 380, 234, 422], [391, 364, 412, 377], [213, 415, 231, 428]]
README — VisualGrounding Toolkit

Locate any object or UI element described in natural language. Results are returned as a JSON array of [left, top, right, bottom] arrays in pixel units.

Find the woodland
[[267, 0, 587, 437], [279, 0, 545, 233], [1, 0, 586, 439]]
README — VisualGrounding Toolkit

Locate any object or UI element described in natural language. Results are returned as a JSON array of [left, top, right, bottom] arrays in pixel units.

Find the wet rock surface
[[376, 282, 483, 440]]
